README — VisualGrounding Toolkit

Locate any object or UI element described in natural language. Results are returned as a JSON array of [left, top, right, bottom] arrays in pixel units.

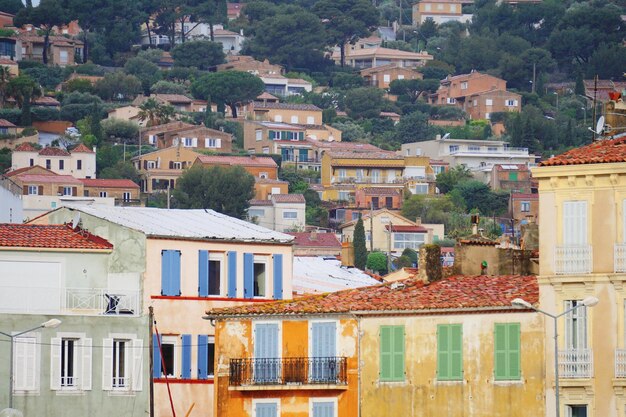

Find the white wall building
[[249, 194, 306, 232], [11, 143, 97, 179]]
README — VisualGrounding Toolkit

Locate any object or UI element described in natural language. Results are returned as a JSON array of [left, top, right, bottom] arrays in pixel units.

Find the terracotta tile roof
[[254, 102, 320, 111], [362, 187, 401, 196], [154, 94, 193, 103], [328, 150, 403, 160], [206, 274, 539, 317], [429, 159, 449, 165], [385, 225, 428, 233], [540, 137, 626, 166], [0, 118, 15, 127], [39, 147, 70, 156], [4, 166, 54, 177], [494, 164, 528, 171], [0, 58, 17, 65], [33, 96, 61, 106], [18, 174, 82, 185], [0, 224, 113, 250], [306, 140, 381, 152], [13, 143, 38, 152], [510, 193, 538, 199], [272, 194, 305, 204], [195, 155, 277, 168], [71, 143, 94, 153], [257, 92, 278, 101], [80, 179, 139, 189], [287, 232, 341, 248], [459, 234, 498, 246], [249, 199, 274, 206]]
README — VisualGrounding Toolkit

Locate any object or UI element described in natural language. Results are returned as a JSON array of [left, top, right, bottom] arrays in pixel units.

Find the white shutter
[[216, 139, 221, 148], [192, 138, 198, 147], [13, 337, 36, 390], [579, 306, 587, 349], [564, 300, 573, 349], [50, 337, 61, 390], [157, 157, 161, 169], [205, 138, 210, 147], [563, 201, 587, 245], [81, 338, 92, 391], [102, 338, 113, 391], [513, 100, 518, 106], [132, 339, 143, 391]]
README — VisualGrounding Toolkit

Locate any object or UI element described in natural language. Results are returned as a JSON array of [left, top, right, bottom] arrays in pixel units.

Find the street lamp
[[581, 107, 587, 126], [0, 319, 62, 409], [511, 297, 599, 417]]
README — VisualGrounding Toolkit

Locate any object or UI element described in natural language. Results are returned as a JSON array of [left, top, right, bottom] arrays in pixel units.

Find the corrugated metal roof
[[292, 256, 380, 295], [64, 206, 294, 243]]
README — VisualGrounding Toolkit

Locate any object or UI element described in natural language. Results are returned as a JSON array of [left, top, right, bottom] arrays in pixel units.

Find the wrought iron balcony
[[554, 245, 592, 275], [615, 244, 626, 273], [229, 357, 347, 387], [616, 349, 626, 377], [558, 349, 593, 378]]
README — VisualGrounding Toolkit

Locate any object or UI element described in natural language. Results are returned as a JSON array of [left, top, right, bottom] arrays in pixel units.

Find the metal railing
[[554, 245, 592, 275], [331, 176, 404, 185], [615, 349, 626, 377], [65, 288, 140, 316], [229, 357, 347, 387], [615, 244, 626, 273], [448, 147, 529, 156], [558, 349, 593, 378]]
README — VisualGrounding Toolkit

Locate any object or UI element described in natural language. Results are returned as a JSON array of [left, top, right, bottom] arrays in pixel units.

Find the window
[[256, 130, 263, 141], [371, 196, 379, 209], [338, 169, 347, 180], [414, 184, 429, 194], [383, 74, 391, 83], [446, 97, 456, 104], [356, 169, 364, 181], [397, 74, 404, 80], [311, 400, 336, 417], [468, 146, 480, 151], [249, 208, 265, 218], [173, 161, 182, 169], [254, 400, 279, 417], [59, 160, 64, 170], [566, 405, 587, 417], [351, 212, 361, 221], [450, 4, 457, 12], [59, 50, 68, 64], [183, 137, 196, 147], [563, 201, 587, 245], [283, 211, 297, 219], [338, 192, 350, 202], [307, 116, 315, 124], [506, 99, 518, 107], [385, 197, 393, 209], [371, 169, 381, 183], [77, 160, 82, 170], [437, 324, 462, 380], [27, 185, 38, 195], [424, 3, 431, 11], [565, 300, 588, 350], [148, 135, 156, 144], [199, 251, 223, 297], [380, 325, 404, 381], [487, 146, 498, 152], [253, 323, 280, 383], [335, 209, 346, 222], [394, 233, 425, 249], [493, 323, 520, 380], [485, 113, 491, 120], [290, 116, 298, 123], [262, 147, 270, 154], [29, 158, 34, 166], [159, 336, 177, 377], [61, 338, 78, 387], [123, 192, 131, 202], [13, 335, 39, 393], [161, 250, 181, 296], [520, 201, 530, 212], [46, 159, 51, 169], [99, 191, 108, 198], [310, 321, 337, 382], [62, 186, 73, 196], [102, 335, 142, 391], [198, 335, 215, 379], [274, 115, 283, 122], [205, 138, 220, 148], [449, 145, 459, 152], [51, 334, 92, 391], [461, 81, 468, 90], [254, 261, 266, 297], [485, 99, 493, 106]]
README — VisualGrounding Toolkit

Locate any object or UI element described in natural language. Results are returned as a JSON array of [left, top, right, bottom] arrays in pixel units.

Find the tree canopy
[[170, 41, 225, 70], [190, 71, 264, 118]]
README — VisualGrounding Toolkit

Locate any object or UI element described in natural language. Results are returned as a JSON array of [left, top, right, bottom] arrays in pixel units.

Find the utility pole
[[387, 220, 392, 273], [531, 61, 536, 94], [167, 185, 171, 209], [370, 201, 374, 252]]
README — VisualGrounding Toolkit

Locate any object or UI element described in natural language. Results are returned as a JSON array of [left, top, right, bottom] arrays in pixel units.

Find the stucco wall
[[0, 185, 22, 223]]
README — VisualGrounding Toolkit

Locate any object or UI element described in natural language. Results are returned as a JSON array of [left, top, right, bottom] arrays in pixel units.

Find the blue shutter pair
[[161, 250, 181, 296], [243, 253, 284, 299], [152, 334, 193, 379]]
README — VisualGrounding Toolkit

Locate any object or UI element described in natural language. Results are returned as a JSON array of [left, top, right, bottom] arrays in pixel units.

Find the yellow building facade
[[532, 138, 626, 417]]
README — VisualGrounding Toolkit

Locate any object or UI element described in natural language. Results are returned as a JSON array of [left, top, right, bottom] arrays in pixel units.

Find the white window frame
[[290, 116, 298, 124], [51, 332, 91, 392], [383, 74, 391, 83], [521, 201, 530, 212], [338, 169, 347, 180], [12, 332, 40, 394], [99, 191, 108, 198], [259, 172, 268, 179], [564, 300, 588, 349], [147, 161, 156, 169], [397, 74, 405, 80], [255, 130, 263, 141], [208, 253, 225, 297], [306, 116, 315, 125], [159, 335, 179, 378], [309, 398, 338, 417], [253, 256, 269, 298], [485, 99, 493, 106], [63, 186, 73, 196], [28, 185, 38, 195], [249, 208, 265, 218], [274, 115, 283, 122], [252, 398, 281, 417], [173, 161, 182, 170], [103, 333, 143, 392], [283, 211, 298, 219], [414, 184, 428, 194], [123, 192, 131, 202], [461, 81, 468, 90], [148, 135, 156, 145], [393, 232, 425, 249]]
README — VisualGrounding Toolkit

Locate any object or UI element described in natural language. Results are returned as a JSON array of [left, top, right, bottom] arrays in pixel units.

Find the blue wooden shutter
[[254, 323, 279, 383], [197, 335, 208, 379], [255, 403, 277, 417], [181, 334, 192, 379], [198, 250, 209, 297], [312, 401, 334, 417], [273, 254, 283, 300], [161, 250, 181, 296], [311, 322, 336, 382], [227, 251, 237, 298], [243, 253, 254, 299], [152, 334, 161, 378]]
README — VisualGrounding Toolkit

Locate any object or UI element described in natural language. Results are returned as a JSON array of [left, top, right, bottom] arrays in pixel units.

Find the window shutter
[[508, 324, 520, 379], [13, 337, 34, 390], [38, 185, 43, 195], [50, 337, 61, 390], [564, 300, 574, 349], [181, 334, 192, 379], [227, 251, 237, 298], [273, 254, 283, 300], [132, 339, 143, 391], [143, 160, 148, 170], [192, 138, 198, 147], [169, 161, 174, 169], [392, 326, 405, 380], [152, 334, 161, 379], [437, 325, 448, 379], [58, 186, 63, 195], [380, 326, 392, 380], [161, 250, 181, 296], [204, 138, 210, 148], [450, 324, 463, 379], [198, 335, 209, 379], [22, 185, 27, 194], [216, 139, 221, 148], [198, 250, 209, 297], [243, 253, 254, 299], [81, 338, 92, 390], [161, 251, 171, 296], [72, 187, 77, 196], [102, 338, 113, 391], [494, 324, 507, 380], [312, 402, 334, 417]]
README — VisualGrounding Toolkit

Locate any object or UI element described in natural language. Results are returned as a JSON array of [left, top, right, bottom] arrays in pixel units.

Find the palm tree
[[138, 98, 161, 127], [6, 75, 41, 108], [156, 104, 175, 124], [0, 66, 11, 107]]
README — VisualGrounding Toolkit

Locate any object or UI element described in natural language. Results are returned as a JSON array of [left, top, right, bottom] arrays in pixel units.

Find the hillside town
[[0, 0, 625, 417]]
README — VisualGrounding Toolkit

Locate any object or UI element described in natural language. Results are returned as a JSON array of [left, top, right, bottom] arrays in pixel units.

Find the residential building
[[287, 231, 342, 256], [141, 121, 232, 152], [249, 194, 306, 232], [339, 208, 441, 254], [254, 178, 289, 200], [11, 143, 96, 179], [583, 79, 626, 103], [206, 272, 543, 417], [490, 164, 534, 193], [509, 192, 538, 226], [259, 75, 312, 97], [360, 63, 423, 89], [131, 146, 203, 193], [0, 118, 18, 135], [216, 55, 283, 76], [354, 187, 403, 210], [0, 36, 21, 61], [17, 34, 83, 66], [106, 105, 144, 126], [430, 70, 521, 120], [31, 205, 294, 417], [80, 179, 141, 206], [143, 24, 245, 54], [531, 136, 626, 417], [0, 174, 23, 223], [251, 102, 322, 125], [332, 46, 433, 69], [0, 223, 149, 416], [401, 136, 536, 171], [0, 57, 18, 76], [292, 255, 379, 295], [242, 119, 308, 157], [0, 10, 14, 27], [132, 94, 195, 112], [412, 0, 473, 25], [227, 2, 245, 20]]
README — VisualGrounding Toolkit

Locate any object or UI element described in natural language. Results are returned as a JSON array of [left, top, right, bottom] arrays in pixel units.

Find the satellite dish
[[442, 133, 451, 140], [589, 116, 605, 135], [71, 212, 80, 229]]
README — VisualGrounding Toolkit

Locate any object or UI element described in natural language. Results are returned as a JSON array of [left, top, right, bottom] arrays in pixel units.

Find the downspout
[[351, 313, 362, 417]]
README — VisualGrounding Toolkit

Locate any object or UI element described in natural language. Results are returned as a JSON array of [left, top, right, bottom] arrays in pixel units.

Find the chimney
[[341, 239, 355, 267], [436, 134, 441, 140], [415, 217, 422, 226], [310, 231, 317, 241], [417, 245, 442, 284]]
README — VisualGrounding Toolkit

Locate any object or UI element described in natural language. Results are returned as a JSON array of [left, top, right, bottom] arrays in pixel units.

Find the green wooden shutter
[[392, 326, 405, 380], [437, 325, 449, 379], [449, 324, 463, 380], [508, 323, 521, 379], [494, 323, 507, 380], [380, 326, 392, 380]]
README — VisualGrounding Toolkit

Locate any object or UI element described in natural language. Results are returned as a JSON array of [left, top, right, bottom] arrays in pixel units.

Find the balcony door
[[310, 322, 337, 383], [563, 201, 587, 245], [254, 323, 280, 383], [562, 300, 591, 377]]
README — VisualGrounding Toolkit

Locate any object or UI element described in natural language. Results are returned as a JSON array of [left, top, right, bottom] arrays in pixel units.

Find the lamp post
[[581, 107, 587, 127], [511, 297, 599, 417], [0, 319, 62, 409]]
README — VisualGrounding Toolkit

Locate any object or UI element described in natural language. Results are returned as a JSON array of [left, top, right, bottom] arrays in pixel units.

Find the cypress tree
[[354, 217, 367, 269]]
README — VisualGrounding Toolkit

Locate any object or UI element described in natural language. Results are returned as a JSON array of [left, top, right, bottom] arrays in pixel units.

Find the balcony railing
[[448, 147, 529, 156], [65, 288, 140, 315], [229, 357, 347, 387], [331, 176, 404, 185], [554, 245, 592, 275], [615, 244, 626, 273], [558, 349, 593, 378], [615, 349, 626, 377]]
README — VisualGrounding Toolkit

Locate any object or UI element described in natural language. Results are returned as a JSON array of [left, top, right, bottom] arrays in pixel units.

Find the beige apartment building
[[360, 63, 423, 89], [11, 143, 96, 179], [412, 0, 473, 25], [142, 121, 232, 152], [251, 102, 322, 125], [132, 146, 203, 193]]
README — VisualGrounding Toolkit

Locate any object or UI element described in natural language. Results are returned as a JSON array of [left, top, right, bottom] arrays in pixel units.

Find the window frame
[[379, 325, 405, 382], [252, 399, 280, 417], [310, 397, 338, 417], [437, 324, 463, 381], [12, 332, 41, 394], [282, 211, 298, 219], [208, 253, 224, 297], [253, 256, 268, 298], [159, 335, 179, 378]]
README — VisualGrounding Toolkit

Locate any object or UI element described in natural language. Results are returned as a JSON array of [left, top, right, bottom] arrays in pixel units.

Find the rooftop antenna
[[589, 116, 605, 137], [442, 132, 451, 140], [71, 212, 80, 229]]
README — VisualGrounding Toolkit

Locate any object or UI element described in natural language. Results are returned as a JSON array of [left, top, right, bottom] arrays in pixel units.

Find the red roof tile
[[540, 137, 626, 166], [272, 194, 305, 204], [39, 147, 70, 156], [13, 143, 38, 152], [195, 155, 278, 168], [71, 143, 94, 153], [0, 119, 16, 127], [4, 166, 54, 177], [80, 179, 139, 188], [287, 232, 341, 248], [0, 224, 113, 250], [385, 225, 428, 233], [18, 174, 82, 184], [206, 274, 539, 317]]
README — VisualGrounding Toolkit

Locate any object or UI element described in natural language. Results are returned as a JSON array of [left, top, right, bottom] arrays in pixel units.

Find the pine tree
[[354, 217, 367, 270]]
